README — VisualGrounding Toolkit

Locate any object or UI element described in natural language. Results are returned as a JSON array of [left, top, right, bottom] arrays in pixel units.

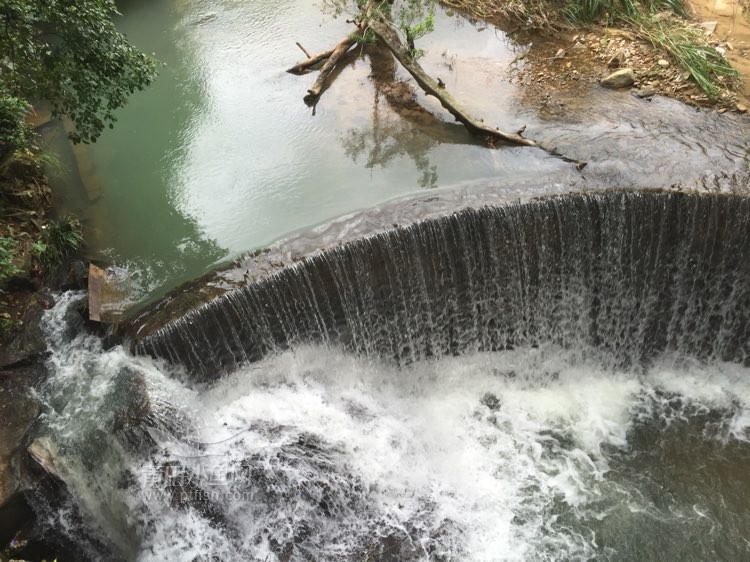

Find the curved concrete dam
[[132, 189, 750, 381]]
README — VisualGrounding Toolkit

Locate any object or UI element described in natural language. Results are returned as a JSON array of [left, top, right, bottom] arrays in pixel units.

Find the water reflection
[[57, 0, 749, 306], [340, 45, 481, 189]]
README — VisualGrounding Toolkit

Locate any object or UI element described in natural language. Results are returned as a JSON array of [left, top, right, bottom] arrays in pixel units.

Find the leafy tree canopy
[[0, 0, 157, 143]]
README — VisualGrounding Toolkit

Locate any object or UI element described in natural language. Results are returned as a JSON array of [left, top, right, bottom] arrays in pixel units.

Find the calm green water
[[51, 0, 750, 305], [58, 0, 562, 300]]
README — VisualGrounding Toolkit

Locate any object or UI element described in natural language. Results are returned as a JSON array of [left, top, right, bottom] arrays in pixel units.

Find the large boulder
[[600, 68, 636, 88]]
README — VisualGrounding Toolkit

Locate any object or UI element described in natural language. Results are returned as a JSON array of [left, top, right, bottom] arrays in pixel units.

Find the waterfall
[[136, 190, 750, 381], [17, 189, 750, 561]]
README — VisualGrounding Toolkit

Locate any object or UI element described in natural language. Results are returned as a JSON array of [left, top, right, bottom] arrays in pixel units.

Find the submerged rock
[[27, 437, 64, 481], [480, 392, 501, 411], [600, 68, 635, 88]]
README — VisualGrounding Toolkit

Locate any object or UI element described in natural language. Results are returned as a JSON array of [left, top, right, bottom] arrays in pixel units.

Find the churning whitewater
[[31, 292, 750, 561]]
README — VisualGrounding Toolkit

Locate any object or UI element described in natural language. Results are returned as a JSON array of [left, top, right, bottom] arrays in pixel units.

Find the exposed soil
[[690, 0, 750, 105], [451, 0, 749, 113]]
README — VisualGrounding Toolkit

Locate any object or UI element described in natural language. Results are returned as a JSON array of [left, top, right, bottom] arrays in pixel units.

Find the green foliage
[[0, 233, 21, 335], [628, 17, 738, 97], [564, 0, 686, 24], [323, 0, 436, 57], [354, 27, 377, 45], [0, 307, 15, 336], [0, 233, 20, 285], [0, 0, 157, 144], [0, 93, 33, 163], [33, 217, 83, 271], [398, 0, 436, 58]]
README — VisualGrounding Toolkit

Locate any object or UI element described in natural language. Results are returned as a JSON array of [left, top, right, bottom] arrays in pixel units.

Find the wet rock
[[61, 294, 86, 340], [634, 86, 657, 98], [111, 368, 151, 431], [49, 258, 89, 291], [360, 530, 422, 561], [157, 461, 230, 530], [0, 366, 47, 556], [0, 492, 34, 551], [607, 50, 625, 68], [35, 288, 55, 310], [88, 263, 134, 323], [0, 462, 16, 510], [27, 437, 64, 481], [0, 300, 47, 368], [109, 367, 155, 449], [0, 365, 43, 511], [600, 68, 635, 88], [480, 392, 501, 411]]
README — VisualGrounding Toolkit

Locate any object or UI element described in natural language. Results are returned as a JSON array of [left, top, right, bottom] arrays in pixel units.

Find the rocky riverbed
[[480, 0, 750, 113]]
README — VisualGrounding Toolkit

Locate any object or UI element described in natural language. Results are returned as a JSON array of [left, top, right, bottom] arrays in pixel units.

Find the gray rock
[[1, 364, 43, 508], [481, 392, 501, 411], [600, 68, 635, 88], [27, 437, 63, 480], [634, 86, 657, 98]]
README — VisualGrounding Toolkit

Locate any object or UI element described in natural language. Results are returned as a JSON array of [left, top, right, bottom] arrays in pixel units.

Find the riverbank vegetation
[[444, 0, 740, 100], [0, 0, 157, 338]]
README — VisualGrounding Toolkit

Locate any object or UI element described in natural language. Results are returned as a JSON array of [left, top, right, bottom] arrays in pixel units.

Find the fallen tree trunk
[[302, 31, 360, 106], [368, 19, 535, 147], [287, 4, 587, 167], [287, 48, 335, 75]]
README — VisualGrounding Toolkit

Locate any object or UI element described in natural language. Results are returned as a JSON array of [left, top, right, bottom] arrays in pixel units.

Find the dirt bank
[[448, 0, 749, 112]]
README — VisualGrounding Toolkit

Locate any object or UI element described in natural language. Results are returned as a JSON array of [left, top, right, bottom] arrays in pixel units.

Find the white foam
[[34, 297, 750, 560]]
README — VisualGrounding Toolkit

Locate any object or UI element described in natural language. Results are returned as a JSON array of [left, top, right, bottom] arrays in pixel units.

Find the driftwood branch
[[368, 20, 534, 147], [287, 48, 334, 75], [286, 3, 587, 166], [303, 31, 360, 106], [296, 42, 313, 59]]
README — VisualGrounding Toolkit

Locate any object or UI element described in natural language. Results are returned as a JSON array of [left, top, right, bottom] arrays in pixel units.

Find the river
[[14, 1, 750, 561]]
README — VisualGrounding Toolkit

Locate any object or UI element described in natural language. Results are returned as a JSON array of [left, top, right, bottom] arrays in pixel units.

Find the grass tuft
[[443, 0, 738, 98], [626, 16, 738, 96]]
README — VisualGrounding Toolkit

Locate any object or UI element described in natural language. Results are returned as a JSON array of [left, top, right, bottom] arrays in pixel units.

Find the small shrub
[[0, 234, 20, 286], [34, 217, 83, 272], [0, 94, 33, 165], [628, 16, 738, 96]]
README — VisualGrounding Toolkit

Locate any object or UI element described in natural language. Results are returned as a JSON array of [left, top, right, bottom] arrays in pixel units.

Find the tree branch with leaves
[[0, 0, 157, 145]]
